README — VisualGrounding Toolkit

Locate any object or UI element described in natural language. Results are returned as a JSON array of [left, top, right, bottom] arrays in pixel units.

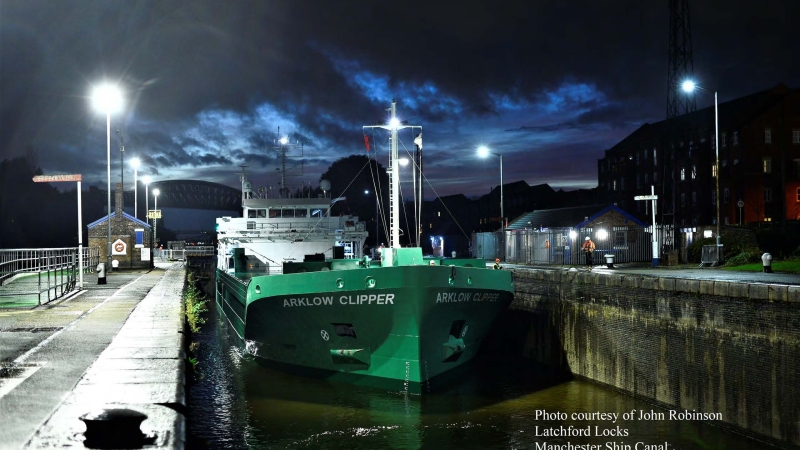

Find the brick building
[[599, 84, 800, 238], [88, 183, 153, 269]]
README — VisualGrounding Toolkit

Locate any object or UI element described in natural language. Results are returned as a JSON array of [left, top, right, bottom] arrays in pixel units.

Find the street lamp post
[[130, 158, 140, 219], [91, 83, 123, 273], [682, 80, 720, 245], [118, 129, 125, 211], [153, 188, 160, 248], [477, 146, 504, 261], [143, 176, 151, 223]]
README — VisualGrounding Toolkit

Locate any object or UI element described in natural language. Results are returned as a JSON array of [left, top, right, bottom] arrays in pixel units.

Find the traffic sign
[[737, 200, 744, 208], [148, 210, 162, 219], [634, 195, 658, 200], [33, 174, 82, 183]]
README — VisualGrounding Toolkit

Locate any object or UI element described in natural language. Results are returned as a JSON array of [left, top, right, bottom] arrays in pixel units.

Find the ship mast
[[272, 127, 304, 198], [363, 100, 421, 264]]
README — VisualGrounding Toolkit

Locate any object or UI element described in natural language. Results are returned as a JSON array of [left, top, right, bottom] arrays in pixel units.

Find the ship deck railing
[[224, 221, 366, 237], [226, 218, 367, 234]]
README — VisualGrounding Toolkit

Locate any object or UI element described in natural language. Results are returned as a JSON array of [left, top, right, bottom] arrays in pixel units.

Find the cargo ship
[[215, 101, 513, 394]]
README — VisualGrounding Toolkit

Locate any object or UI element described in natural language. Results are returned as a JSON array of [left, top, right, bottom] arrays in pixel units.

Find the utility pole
[[664, 0, 696, 258], [117, 128, 125, 210]]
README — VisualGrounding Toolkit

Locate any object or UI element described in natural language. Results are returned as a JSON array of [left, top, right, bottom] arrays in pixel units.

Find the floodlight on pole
[[91, 83, 123, 273], [130, 158, 140, 219], [142, 175, 152, 252], [142, 175, 152, 221], [477, 146, 504, 261], [153, 188, 160, 247], [682, 80, 720, 245]]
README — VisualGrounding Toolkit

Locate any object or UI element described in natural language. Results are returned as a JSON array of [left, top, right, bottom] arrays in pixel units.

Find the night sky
[[2, 1, 799, 200]]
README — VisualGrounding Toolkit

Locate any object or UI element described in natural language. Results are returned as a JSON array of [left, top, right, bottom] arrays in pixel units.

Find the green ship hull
[[216, 256, 513, 394]]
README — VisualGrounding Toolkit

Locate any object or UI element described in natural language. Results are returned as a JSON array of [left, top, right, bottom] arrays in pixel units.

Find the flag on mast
[[414, 133, 422, 150], [364, 135, 370, 152]]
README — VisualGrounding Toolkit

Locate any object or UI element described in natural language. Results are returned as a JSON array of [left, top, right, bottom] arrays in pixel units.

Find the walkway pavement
[[0, 262, 185, 449], [503, 261, 800, 286]]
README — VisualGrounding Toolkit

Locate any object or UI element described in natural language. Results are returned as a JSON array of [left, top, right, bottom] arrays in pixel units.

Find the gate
[[473, 225, 673, 265]]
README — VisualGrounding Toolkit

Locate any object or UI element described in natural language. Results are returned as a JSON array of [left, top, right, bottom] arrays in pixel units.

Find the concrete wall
[[506, 268, 800, 447]]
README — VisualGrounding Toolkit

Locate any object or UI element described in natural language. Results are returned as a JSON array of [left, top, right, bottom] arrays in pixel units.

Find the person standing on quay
[[582, 236, 596, 269]]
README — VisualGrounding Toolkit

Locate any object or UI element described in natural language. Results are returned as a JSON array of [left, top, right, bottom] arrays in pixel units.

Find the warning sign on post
[[112, 239, 127, 255]]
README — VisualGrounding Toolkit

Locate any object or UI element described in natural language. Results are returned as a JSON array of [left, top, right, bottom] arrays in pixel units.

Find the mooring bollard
[[604, 254, 615, 269], [96, 263, 106, 285], [762, 253, 773, 273], [80, 408, 153, 448]]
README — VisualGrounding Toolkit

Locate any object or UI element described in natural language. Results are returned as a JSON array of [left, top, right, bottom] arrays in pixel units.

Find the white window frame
[[764, 187, 773, 203], [721, 133, 727, 147], [765, 128, 772, 144], [763, 157, 772, 174], [794, 129, 800, 144], [680, 167, 685, 180], [733, 131, 739, 145], [613, 230, 628, 249], [724, 188, 730, 203], [691, 165, 696, 179]]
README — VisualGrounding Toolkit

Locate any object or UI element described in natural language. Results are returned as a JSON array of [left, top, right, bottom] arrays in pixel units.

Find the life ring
[[544, 239, 550, 249]]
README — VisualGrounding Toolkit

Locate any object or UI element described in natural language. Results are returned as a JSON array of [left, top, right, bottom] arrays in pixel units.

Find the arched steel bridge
[[125, 180, 241, 213]]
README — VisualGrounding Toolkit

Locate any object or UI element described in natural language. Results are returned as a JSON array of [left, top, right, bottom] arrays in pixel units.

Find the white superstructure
[[216, 173, 368, 273]]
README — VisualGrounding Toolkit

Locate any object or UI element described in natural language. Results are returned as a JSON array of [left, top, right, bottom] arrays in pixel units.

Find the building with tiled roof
[[87, 183, 153, 269]]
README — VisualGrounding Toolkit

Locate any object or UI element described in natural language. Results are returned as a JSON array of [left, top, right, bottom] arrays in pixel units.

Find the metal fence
[[473, 225, 673, 266], [0, 247, 100, 305], [154, 246, 215, 261]]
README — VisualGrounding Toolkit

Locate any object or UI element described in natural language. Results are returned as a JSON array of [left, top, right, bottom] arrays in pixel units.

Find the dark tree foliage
[[319, 154, 399, 246], [0, 157, 105, 248]]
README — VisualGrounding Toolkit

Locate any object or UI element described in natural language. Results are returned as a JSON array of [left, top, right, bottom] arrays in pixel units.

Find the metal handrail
[[0, 247, 100, 305]]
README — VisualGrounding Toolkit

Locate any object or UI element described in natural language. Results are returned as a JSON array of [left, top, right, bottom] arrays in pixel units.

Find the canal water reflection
[[187, 301, 769, 449]]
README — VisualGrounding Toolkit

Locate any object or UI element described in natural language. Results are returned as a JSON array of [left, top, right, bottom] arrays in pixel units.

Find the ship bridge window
[[247, 209, 267, 218], [311, 209, 323, 217], [295, 208, 308, 218], [269, 209, 279, 218], [281, 208, 295, 218]]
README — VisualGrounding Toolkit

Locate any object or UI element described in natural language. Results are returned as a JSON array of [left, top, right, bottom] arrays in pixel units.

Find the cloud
[[2, 0, 799, 201]]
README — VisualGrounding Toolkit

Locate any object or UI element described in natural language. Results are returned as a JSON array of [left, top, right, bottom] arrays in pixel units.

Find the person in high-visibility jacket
[[493, 258, 502, 270], [582, 236, 596, 269]]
